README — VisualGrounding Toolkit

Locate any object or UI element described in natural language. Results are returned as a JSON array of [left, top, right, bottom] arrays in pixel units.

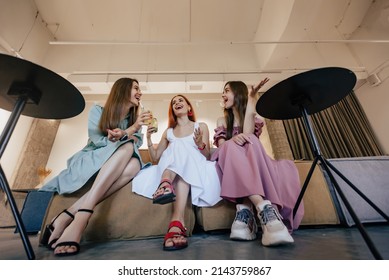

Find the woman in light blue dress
[[39, 77, 151, 256]]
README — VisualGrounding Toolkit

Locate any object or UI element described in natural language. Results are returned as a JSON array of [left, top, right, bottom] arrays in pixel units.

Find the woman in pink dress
[[211, 78, 304, 246]]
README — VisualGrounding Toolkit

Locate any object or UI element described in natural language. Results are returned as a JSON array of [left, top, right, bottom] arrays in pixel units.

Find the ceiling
[[4, 0, 389, 98]]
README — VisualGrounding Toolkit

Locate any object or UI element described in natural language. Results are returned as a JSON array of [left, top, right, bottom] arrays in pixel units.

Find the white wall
[[353, 67, 389, 154], [0, 109, 33, 183], [349, 0, 389, 154]]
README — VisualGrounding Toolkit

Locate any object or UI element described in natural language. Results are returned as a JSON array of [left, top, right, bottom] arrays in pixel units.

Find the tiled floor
[[1, 224, 388, 260]]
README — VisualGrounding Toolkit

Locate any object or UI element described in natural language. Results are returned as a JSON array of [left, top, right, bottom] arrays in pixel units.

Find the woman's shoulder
[[90, 104, 103, 113], [164, 127, 172, 137], [254, 114, 264, 124], [216, 116, 226, 127], [214, 117, 227, 134], [197, 122, 209, 130], [88, 104, 104, 119]]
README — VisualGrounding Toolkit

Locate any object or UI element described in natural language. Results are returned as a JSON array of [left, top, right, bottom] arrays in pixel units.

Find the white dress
[[132, 123, 222, 207]]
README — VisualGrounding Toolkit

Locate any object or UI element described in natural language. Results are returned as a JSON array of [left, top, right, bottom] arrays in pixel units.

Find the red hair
[[168, 94, 196, 128]]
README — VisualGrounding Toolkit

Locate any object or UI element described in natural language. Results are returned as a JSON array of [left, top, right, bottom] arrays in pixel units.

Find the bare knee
[[122, 157, 141, 179], [115, 141, 135, 157], [122, 141, 135, 151]]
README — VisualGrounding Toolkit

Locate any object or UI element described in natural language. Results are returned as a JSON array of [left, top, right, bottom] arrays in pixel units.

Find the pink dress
[[210, 118, 304, 231]]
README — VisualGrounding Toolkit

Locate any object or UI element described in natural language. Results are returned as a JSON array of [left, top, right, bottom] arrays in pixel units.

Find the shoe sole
[[163, 243, 188, 251], [153, 193, 176, 205], [261, 229, 294, 246], [230, 228, 257, 241]]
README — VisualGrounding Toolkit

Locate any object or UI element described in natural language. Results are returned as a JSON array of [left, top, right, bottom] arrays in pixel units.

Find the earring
[[188, 110, 193, 116]]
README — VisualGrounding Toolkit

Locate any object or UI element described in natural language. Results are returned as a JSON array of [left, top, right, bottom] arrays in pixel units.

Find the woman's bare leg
[[248, 195, 264, 209], [164, 177, 189, 248], [52, 143, 140, 253]]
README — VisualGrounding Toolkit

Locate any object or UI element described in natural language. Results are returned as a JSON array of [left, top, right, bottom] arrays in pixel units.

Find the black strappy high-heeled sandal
[[54, 208, 94, 257], [40, 209, 74, 249]]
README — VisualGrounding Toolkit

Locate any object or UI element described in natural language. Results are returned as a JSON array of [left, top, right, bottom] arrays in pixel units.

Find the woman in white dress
[[132, 95, 221, 250]]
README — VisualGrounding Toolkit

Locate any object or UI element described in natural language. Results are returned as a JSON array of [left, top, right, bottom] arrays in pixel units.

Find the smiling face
[[129, 81, 142, 107], [171, 95, 191, 117], [222, 83, 235, 109], [168, 95, 196, 127]]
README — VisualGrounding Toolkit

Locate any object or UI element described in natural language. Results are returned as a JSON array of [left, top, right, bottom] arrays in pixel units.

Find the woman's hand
[[246, 77, 270, 119], [249, 77, 270, 99], [146, 125, 157, 138], [232, 133, 252, 146], [107, 128, 125, 142], [134, 111, 153, 129], [193, 127, 204, 148]]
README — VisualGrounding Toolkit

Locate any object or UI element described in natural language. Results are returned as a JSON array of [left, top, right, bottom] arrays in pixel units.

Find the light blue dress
[[40, 105, 150, 194]]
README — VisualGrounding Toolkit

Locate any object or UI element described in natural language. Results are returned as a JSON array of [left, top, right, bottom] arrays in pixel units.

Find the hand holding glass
[[140, 103, 157, 133], [149, 117, 158, 133]]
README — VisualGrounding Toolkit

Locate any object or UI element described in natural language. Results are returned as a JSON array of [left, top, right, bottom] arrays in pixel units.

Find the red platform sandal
[[163, 220, 188, 251], [152, 179, 176, 204]]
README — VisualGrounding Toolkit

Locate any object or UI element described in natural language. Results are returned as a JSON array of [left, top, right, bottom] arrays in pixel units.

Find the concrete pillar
[[10, 119, 60, 190], [264, 119, 294, 160]]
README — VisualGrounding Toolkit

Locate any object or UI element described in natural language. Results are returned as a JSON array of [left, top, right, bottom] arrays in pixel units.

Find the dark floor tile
[[1, 224, 388, 260]]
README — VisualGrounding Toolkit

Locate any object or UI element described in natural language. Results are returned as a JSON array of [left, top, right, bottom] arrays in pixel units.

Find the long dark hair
[[223, 81, 248, 140], [99, 78, 139, 134]]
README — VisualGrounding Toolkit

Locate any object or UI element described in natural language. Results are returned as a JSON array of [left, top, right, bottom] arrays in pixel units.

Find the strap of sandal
[[164, 231, 186, 241], [158, 178, 172, 188], [62, 209, 75, 219], [78, 209, 94, 214], [156, 179, 174, 194], [167, 220, 187, 236]]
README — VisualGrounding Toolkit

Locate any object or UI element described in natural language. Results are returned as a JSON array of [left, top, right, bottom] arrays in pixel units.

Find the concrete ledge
[[39, 180, 195, 244]]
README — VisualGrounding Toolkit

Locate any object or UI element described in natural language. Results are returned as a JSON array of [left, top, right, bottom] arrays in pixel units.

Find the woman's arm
[[88, 105, 109, 147], [243, 78, 269, 134], [147, 128, 169, 163], [107, 110, 149, 146], [125, 110, 151, 146], [194, 122, 211, 159], [214, 117, 226, 147]]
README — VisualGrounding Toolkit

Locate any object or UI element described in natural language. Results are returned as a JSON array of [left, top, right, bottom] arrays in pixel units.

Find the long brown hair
[[99, 78, 139, 134], [168, 94, 196, 128], [223, 81, 248, 139]]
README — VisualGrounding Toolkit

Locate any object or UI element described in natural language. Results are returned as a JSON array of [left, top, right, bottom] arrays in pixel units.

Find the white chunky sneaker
[[257, 200, 294, 246], [230, 204, 258, 241]]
